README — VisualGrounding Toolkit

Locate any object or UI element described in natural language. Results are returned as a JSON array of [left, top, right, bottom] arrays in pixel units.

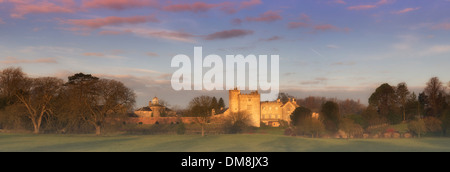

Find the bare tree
[[0, 67, 28, 105], [188, 96, 213, 137], [396, 82, 410, 121], [82, 79, 136, 135], [14, 77, 63, 134], [424, 77, 446, 116]]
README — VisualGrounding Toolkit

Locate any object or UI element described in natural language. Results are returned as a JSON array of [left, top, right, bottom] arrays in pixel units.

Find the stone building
[[225, 88, 261, 127], [261, 98, 299, 127], [221, 88, 300, 127], [134, 97, 176, 118]]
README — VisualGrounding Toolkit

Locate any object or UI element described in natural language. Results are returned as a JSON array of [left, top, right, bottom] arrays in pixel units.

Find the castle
[[134, 97, 176, 118], [133, 89, 300, 127], [221, 88, 299, 127]]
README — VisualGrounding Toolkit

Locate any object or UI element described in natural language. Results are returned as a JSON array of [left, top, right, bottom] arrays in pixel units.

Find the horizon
[[1, 0, 450, 108]]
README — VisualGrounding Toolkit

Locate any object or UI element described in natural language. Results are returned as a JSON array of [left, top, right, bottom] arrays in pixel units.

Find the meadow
[[1, 129, 450, 152]]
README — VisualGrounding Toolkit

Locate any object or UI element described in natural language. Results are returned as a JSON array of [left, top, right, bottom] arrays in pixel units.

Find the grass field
[[2, 132, 450, 152]]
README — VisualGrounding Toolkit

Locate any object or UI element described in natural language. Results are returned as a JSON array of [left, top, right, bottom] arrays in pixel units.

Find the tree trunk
[[33, 123, 40, 134], [95, 125, 102, 136], [201, 125, 205, 137], [403, 108, 406, 121], [31, 118, 40, 134]]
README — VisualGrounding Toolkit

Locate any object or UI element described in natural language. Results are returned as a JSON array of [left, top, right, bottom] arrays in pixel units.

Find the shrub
[[294, 118, 325, 138], [177, 122, 186, 135], [408, 119, 426, 138], [222, 112, 252, 134], [340, 118, 364, 139], [423, 117, 442, 133]]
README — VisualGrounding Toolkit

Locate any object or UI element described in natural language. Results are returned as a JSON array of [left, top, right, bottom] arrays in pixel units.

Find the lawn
[[1, 132, 450, 152]]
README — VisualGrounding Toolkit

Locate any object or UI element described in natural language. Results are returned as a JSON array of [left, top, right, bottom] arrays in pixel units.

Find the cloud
[[240, 0, 262, 9], [288, 22, 308, 29], [347, 0, 393, 11], [332, 61, 356, 66], [163, 0, 261, 14], [313, 24, 349, 32], [146, 52, 159, 57], [376, 0, 392, 5], [245, 10, 282, 22], [393, 7, 420, 14], [259, 36, 282, 42], [98, 30, 127, 35], [347, 5, 377, 10], [67, 15, 159, 29], [332, 0, 346, 4], [83, 52, 124, 59], [9, 0, 76, 18], [0, 18, 5, 24], [300, 77, 329, 85], [83, 52, 105, 57], [0, 57, 58, 64], [432, 22, 450, 30], [204, 29, 254, 40], [105, 26, 196, 43], [422, 45, 450, 55], [163, 2, 220, 13], [231, 18, 243, 25], [82, 0, 158, 10]]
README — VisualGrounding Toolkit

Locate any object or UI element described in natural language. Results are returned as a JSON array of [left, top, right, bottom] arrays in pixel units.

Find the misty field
[[1, 133, 450, 152]]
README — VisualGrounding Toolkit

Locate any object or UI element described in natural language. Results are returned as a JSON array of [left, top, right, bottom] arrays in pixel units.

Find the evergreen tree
[[218, 98, 225, 110]]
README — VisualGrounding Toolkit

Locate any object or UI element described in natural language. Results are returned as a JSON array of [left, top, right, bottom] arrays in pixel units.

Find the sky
[[1, 0, 450, 108]]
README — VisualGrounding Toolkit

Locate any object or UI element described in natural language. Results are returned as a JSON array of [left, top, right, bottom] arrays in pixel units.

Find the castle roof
[[136, 107, 152, 112]]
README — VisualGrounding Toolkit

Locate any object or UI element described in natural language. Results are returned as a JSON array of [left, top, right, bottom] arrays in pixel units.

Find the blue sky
[[1, 0, 450, 108]]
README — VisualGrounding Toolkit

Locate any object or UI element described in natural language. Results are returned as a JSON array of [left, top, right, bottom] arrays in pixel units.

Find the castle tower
[[229, 88, 240, 113], [227, 88, 261, 127]]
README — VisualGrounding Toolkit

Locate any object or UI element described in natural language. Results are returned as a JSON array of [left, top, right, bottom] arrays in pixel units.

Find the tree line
[[288, 77, 450, 138], [0, 67, 136, 135]]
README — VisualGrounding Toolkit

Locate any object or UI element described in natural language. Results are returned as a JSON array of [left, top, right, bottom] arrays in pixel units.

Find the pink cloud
[[246, 10, 283, 22], [98, 30, 127, 35], [432, 22, 450, 30], [67, 15, 159, 29], [393, 7, 420, 14], [288, 22, 308, 29], [83, 52, 105, 57], [347, 0, 393, 11], [333, 0, 346, 4], [83, 52, 124, 59], [205, 29, 254, 40], [9, 0, 76, 18], [82, 0, 158, 10], [163, 2, 219, 13], [109, 27, 196, 43], [231, 18, 243, 25], [240, 0, 262, 9], [259, 36, 282, 42], [162, 0, 262, 14], [146, 52, 159, 57], [347, 5, 377, 10], [313, 24, 350, 33], [0, 57, 57, 64], [376, 0, 392, 5], [314, 24, 338, 31]]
